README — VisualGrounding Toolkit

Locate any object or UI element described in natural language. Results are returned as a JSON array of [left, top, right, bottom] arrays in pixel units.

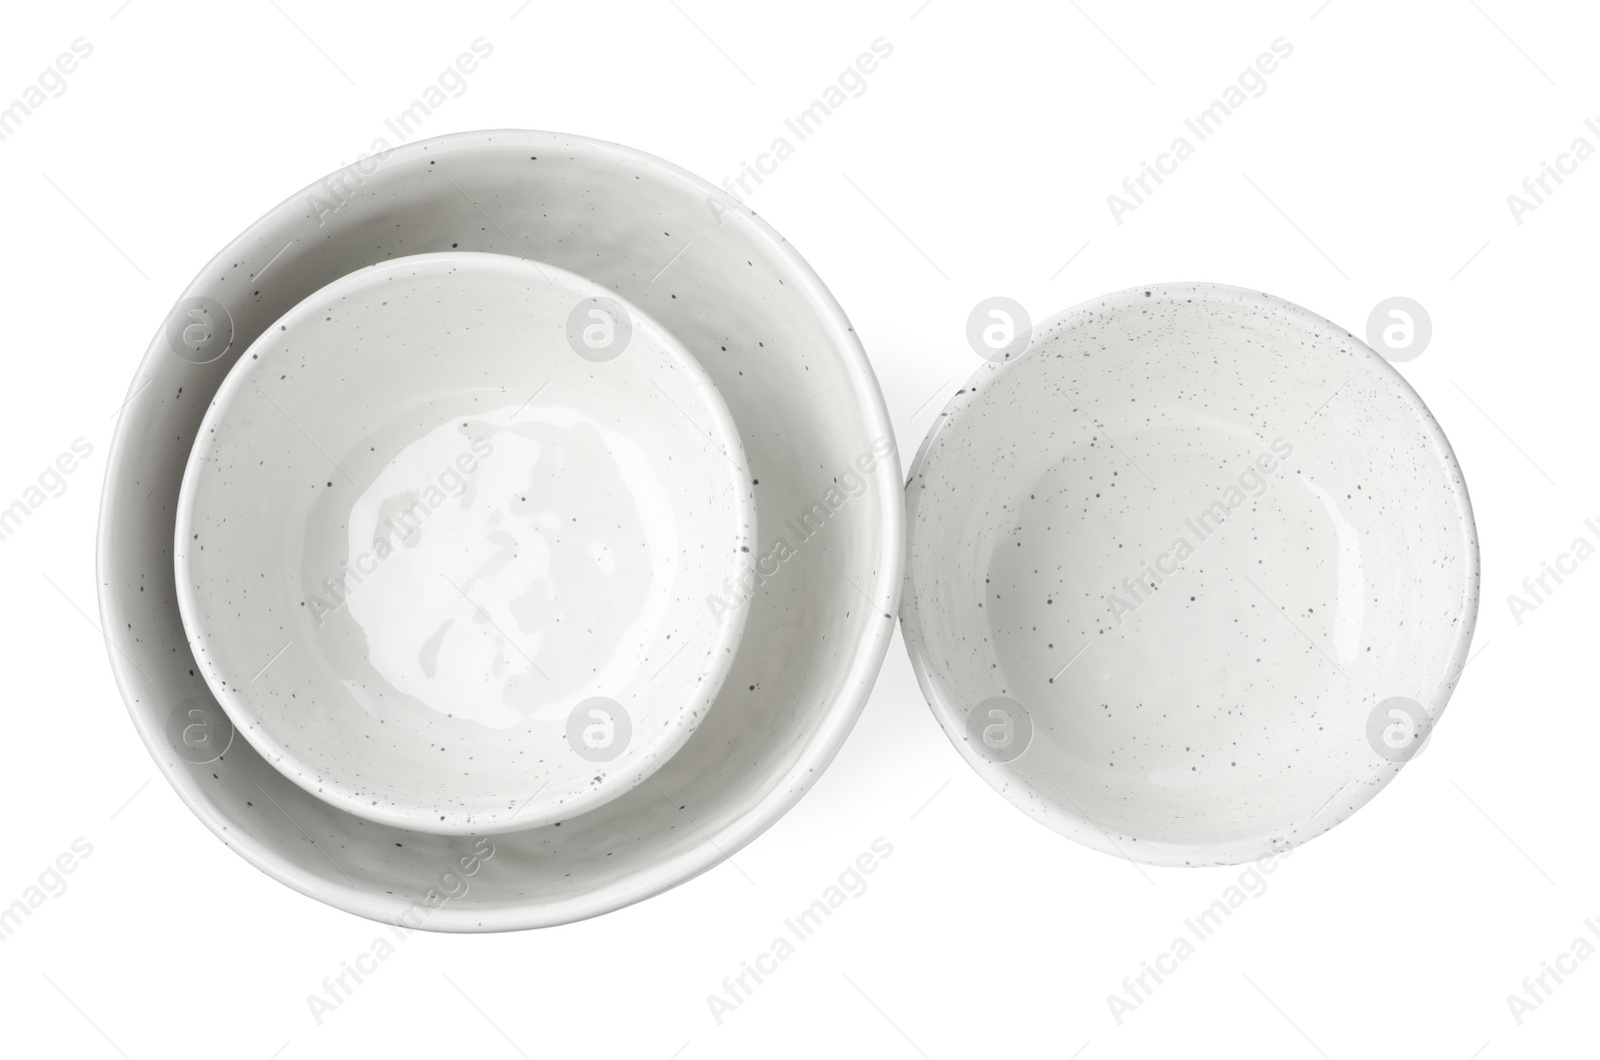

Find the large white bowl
[[98, 131, 901, 929], [901, 283, 1479, 866], [175, 252, 755, 835]]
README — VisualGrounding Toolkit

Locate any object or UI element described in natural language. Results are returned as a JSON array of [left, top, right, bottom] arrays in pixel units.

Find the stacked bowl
[[99, 131, 902, 930]]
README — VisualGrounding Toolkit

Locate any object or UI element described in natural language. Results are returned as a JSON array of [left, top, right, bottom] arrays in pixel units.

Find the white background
[[0, 1, 1594, 1057]]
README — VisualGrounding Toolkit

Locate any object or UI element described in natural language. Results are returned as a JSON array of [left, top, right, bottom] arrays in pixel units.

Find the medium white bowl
[[902, 283, 1479, 866], [174, 252, 754, 835], [98, 131, 901, 929]]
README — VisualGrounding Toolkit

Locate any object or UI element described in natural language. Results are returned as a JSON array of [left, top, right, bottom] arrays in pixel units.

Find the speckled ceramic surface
[[174, 252, 754, 835], [902, 283, 1479, 866], [98, 131, 901, 929]]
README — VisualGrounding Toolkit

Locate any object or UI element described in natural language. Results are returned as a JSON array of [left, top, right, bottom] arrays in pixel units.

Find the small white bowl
[[174, 252, 755, 835], [902, 283, 1479, 866]]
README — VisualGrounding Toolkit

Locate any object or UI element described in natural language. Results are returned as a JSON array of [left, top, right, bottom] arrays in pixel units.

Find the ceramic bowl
[[902, 283, 1478, 866], [174, 252, 754, 835], [98, 130, 901, 928]]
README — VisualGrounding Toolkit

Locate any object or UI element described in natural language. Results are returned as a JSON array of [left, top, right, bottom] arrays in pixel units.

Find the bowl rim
[[97, 129, 904, 929], [170, 249, 759, 837], [900, 280, 1481, 867]]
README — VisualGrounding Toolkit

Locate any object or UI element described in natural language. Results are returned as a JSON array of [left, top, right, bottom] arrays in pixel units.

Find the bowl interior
[[99, 131, 900, 928], [903, 284, 1477, 865], [175, 252, 754, 835]]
